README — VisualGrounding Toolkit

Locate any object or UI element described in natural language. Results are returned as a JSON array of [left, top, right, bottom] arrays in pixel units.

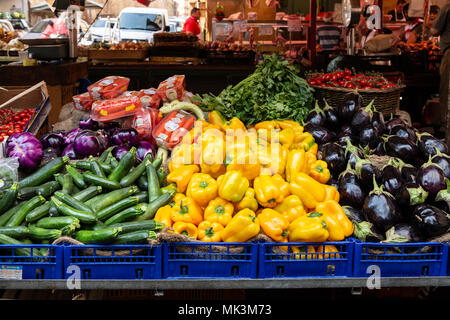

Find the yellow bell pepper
[[324, 184, 340, 202], [307, 143, 318, 156], [197, 221, 224, 242], [225, 151, 261, 181], [274, 195, 306, 223], [254, 121, 280, 131], [253, 174, 289, 208], [288, 211, 329, 242], [258, 143, 288, 177], [294, 132, 316, 151], [172, 221, 198, 239], [170, 194, 203, 226], [276, 120, 303, 132], [258, 209, 290, 242], [292, 245, 316, 260], [154, 205, 173, 228], [235, 188, 259, 212], [309, 160, 331, 184], [277, 128, 295, 148], [221, 209, 260, 242], [166, 164, 200, 193], [207, 110, 227, 131], [285, 148, 308, 182], [289, 172, 326, 209], [204, 197, 234, 227], [217, 170, 249, 203], [315, 245, 340, 259], [304, 151, 317, 174], [186, 173, 218, 208], [223, 117, 246, 133], [315, 200, 354, 238]]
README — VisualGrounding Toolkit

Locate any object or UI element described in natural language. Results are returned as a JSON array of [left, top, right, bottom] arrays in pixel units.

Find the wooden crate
[[88, 49, 149, 61]]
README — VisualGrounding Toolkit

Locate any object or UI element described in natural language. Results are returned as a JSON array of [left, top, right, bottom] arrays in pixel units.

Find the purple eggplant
[[354, 155, 380, 192], [136, 140, 154, 163], [359, 124, 379, 150], [394, 158, 417, 183], [416, 131, 448, 159], [339, 92, 362, 122], [6, 132, 43, 172], [336, 133, 356, 147], [434, 181, 450, 212], [351, 100, 375, 133], [338, 162, 366, 209], [110, 128, 140, 147], [63, 128, 82, 146], [61, 143, 77, 160], [343, 206, 384, 242], [363, 176, 401, 234], [73, 130, 107, 159], [322, 142, 346, 177], [371, 111, 386, 135], [41, 147, 59, 164], [344, 138, 364, 169], [112, 145, 131, 161], [340, 124, 353, 136], [305, 101, 326, 127], [304, 123, 335, 145], [382, 135, 421, 165], [385, 116, 407, 132], [323, 100, 340, 130], [327, 177, 339, 190], [384, 224, 423, 243], [416, 156, 447, 200], [40, 133, 64, 153], [396, 182, 428, 215], [79, 117, 100, 131], [389, 124, 417, 143], [431, 147, 450, 179], [412, 204, 450, 239], [374, 141, 386, 156], [381, 159, 404, 196]]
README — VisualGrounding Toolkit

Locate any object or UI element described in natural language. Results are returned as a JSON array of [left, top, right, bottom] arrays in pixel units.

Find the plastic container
[[72, 91, 94, 111], [63, 245, 162, 280], [162, 242, 258, 279], [132, 107, 162, 139], [353, 241, 448, 277], [87, 76, 130, 100], [152, 110, 195, 150], [258, 241, 354, 278], [155, 75, 186, 103], [0, 245, 64, 279], [138, 88, 157, 108], [91, 94, 143, 122]]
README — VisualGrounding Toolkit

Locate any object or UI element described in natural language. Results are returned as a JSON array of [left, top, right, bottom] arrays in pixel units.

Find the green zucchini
[[110, 156, 119, 167], [0, 234, 31, 256], [136, 190, 176, 221], [75, 227, 122, 244], [73, 160, 92, 171], [104, 204, 147, 226], [156, 167, 166, 186], [62, 173, 74, 195], [108, 220, 164, 234], [108, 147, 136, 182], [0, 226, 29, 239], [96, 196, 140, 221], [65, 165, 87, 189], [48, 205, 60, 217], [27, 225, 62, 241], [135, 191, 149, 203], [89, 157, 106, 178], [73, 185, 103, 202], [89, 186, 139, 213], [53, 191, 94, 214], [99, 147, 114, 163], [18, 156, 69, 189], [0, 201, 26, 227], [36, 181, 61, 198], [61, 224, 78, 236], [146, 159, 161, 203], [25, 201, 52, 223], [36, 216, 80, 230], [137, 175, 148, 191], [112, 230, 157, 244], [17, 185, 40, 200], [0, 182, 18, 215], [119, 153, 152, 188], [152, 157, 163, 169], [51, 197, 97, 225], [83, 171, 120, 190], [98, 162, 113, 175], [6, 195, 46, 227]]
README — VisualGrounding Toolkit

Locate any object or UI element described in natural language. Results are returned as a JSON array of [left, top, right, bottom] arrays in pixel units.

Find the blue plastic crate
[[353, 241, 448, 277], [0, 245, 63, 279], [258, 241, 354, 278], [63, 245, 162, 280], [162, 242, 258, 279]]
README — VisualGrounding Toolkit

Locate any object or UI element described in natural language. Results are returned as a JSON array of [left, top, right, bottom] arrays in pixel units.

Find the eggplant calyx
[[370, 174, 393, 198], [407, 185, 428, 206], [360, 144, 374, 158], [432, 146, 450, 160], [312, 100, 326, 117], [363, 99, 376, 117], [338, 161, 357, 180], [422, 154, 445, 172], [354, 155, 371, 178], [353, 221, 377, 242], [382, 226, 410, 243], [344, 138, 360, 156], [323, 98, 333, 111]]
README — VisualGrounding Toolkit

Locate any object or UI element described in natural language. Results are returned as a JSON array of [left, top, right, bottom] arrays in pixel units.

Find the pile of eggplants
[[304, 93, 450, 243]]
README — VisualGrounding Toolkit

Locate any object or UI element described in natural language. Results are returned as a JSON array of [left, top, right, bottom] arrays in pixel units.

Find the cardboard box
[[0, 81, 52, 158]]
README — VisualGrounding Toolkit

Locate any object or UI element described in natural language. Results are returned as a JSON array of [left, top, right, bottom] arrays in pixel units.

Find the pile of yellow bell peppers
[[154, 112, 354, 249]]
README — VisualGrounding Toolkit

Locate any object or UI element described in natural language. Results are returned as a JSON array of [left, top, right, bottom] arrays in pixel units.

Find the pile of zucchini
[[0, 146, 175, 251]]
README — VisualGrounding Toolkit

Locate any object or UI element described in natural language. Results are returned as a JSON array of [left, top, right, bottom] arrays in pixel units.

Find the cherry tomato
[[7, 129, 14, 136], [344, 69, 352, 76], [309, 80, 317, 86]]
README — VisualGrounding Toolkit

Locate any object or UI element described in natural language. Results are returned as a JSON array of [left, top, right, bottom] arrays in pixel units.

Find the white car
[[117, 7, 170, 42], [89, 17, 117, 42]]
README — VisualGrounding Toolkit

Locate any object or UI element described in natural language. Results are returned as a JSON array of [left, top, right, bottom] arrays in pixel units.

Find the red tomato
[[345, 83, 356, 89], [1, 132, 7, 137], [309, 80, 317, 86], [344, 69, 352, 76], [7, 129, 14, 136]]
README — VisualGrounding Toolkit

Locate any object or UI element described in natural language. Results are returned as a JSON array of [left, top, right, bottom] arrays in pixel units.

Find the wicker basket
[[312, 84, 406, 117]]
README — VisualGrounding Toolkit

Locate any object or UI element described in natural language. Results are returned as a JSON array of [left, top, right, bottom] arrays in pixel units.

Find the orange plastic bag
[[91, 95, 142, 122], [88, 76, 130, 100], [73, 92, 94, 111]]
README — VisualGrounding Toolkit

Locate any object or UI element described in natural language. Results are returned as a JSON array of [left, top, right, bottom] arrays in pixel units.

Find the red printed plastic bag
[[91, 95, 142, 122], [152, 110, 195, 150], [132, 107, 162, 139], [73, 92, 94, 111], [88, 76, 130, 100], [138, 88, 157, 108], [155, 75, 186, 103]]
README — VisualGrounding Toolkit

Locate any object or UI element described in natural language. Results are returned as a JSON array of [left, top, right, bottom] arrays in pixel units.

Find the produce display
[[88, 40, 150, 51], [0, 108, 34, 142]]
